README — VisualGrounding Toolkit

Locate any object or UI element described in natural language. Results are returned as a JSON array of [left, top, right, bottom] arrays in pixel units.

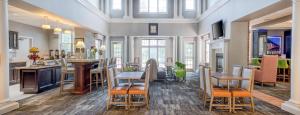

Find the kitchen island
[[16, 65, 61, 94]]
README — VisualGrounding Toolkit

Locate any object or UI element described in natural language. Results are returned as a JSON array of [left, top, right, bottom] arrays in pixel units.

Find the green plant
[[123, 66, 134, 72]]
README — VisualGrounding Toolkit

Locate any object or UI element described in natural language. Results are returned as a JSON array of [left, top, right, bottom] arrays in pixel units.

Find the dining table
[[67, 59, 99, 95], [211, 73, 249, 91], [115, 72, 144, 84]]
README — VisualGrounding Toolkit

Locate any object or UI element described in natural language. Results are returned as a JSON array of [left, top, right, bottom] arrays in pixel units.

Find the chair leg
[[96, 73, 99, 92], [233, 97, 236, 113], [101, 72, 104, 92], [209, 96, 214, 111], [203, 94, 207, 107], [250, 97, 255, 112], [145, 94, 149, 110], [90, 72, 92, 93], [106, 96, 110, 110], [60, 73, 64, 95], [125, 95, 128, 110], [228, 97, 232, 112], [128, 94, 132, 109]]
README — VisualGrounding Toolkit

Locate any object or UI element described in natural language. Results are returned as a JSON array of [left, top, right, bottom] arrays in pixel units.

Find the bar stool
[[277, 59, 289, 82], [90, 59, 105, 92], [60, 58, 75, 95]]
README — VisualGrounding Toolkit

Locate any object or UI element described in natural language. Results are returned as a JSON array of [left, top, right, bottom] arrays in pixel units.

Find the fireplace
[[216, 53, 224, 73]]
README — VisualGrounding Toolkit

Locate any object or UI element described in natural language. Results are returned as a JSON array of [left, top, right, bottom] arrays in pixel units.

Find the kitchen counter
[[18, 65, 62, 94]]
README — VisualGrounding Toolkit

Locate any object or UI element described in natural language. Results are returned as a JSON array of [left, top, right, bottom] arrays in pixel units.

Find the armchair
[[254, 55, 278, 86]]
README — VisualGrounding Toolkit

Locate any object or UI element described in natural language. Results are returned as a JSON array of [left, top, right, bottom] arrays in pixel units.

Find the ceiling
[[250, 7, 292, 30], [8, 5, 79, 30]]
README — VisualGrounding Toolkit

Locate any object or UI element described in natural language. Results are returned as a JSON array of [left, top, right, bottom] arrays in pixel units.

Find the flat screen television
[[212, 20, 224, 40]]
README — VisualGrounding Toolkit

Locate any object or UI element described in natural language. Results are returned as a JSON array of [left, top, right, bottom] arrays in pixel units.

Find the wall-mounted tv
[[212, 20, 224, 40]]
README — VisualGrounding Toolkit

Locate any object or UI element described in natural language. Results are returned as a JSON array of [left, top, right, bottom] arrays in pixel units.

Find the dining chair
[[231, 68, 255, 112], [60, 58, 75, 95], [199, 65, 206, 99], [128, 64, 151, 109], [231, 65, 243, 87], [106, 68, 130, 110], [204, 67, 232, 112], [89, 59, 105, 93]]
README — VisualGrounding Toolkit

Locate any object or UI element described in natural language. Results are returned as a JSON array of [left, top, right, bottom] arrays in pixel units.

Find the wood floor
[[7, 73, 291, 115]]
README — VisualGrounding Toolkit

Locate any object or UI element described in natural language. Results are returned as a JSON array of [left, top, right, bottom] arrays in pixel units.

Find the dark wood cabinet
[[9, 31, 19, 49], [19, 66, 61, 94]]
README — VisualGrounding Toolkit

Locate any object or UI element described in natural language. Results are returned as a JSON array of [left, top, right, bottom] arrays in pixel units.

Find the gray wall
[[9, 21, 49, 56], [133, 0, 174, 18], [109, 23, 198, 36]]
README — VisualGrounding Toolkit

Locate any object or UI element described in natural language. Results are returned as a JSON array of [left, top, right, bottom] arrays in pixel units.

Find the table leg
[[227, 80, 230, 91]]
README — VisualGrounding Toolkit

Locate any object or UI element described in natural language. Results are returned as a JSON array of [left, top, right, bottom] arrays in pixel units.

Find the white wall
[[109, 23, 198, 36], [9, 21, 49, 58]]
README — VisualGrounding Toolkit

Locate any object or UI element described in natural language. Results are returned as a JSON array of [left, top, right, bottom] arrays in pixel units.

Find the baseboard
[[0, 101, 19, 114]]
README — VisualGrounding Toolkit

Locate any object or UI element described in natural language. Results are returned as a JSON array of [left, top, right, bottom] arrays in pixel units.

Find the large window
[[141, 39, 166, 68], [208, 0, 219, 8], [185, 0, 195, 11], [184, 43, 194, 69], [139, 0, 167, 13], [112, 0, 122, 10], [112, 42, 123, 68], [61, 33, 73, 53]]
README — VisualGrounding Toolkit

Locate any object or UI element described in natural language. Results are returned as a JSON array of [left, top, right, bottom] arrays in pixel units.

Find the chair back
[[134, 57, 139, 64], [60, 58, 67, 68], [231, 65, 242, 87], [260, 55, 278, 82], [204, 67, 213, 96], [104, 58, 109, 67], [98, 59, 105, 68], [278, 59, 289, 69], [107, 68, 116, 95], [241, 68, 254, 92], [199, 65, 205, 91], [144, 64, 151, 94]]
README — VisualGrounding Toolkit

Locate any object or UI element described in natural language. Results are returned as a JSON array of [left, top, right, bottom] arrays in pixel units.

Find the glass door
[[141, 39, 166, 68], [184, 42, 194, 69], [112, 42, 122, 68]]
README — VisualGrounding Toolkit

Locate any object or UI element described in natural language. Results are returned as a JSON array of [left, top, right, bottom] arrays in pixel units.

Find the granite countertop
[[67, 59, 99, 63], [15, 65, 61, 70]]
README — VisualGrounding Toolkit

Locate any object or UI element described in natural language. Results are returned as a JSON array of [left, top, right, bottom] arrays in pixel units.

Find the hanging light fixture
[[54, 20, 62, 33], [64, 29, 72, 34], [41, 16, 51, 29]]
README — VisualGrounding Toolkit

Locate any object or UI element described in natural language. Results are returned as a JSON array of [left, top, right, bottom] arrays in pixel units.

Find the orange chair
[[232, 68, 255, 112], [254, 55, 278, 86], [106, 68, 130, 110], [128, 64, 151, 109], [204, 67, 232, 112]]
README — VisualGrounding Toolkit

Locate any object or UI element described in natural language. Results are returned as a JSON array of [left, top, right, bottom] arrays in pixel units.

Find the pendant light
[[41, 16, 51, 29], [54, 20, 62, 33]]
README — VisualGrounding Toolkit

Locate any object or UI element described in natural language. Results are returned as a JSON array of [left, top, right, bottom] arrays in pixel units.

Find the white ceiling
[[8, 5, 79, 29], [250, 7, 292, 29]]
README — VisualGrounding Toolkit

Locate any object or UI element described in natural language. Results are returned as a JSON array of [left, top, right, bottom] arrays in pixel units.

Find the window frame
[[112, 0, 122, 10], [139, 0, 168, 14], [60, 32, 73, 54], [111, 41, 123, 69], [184, 0, 196, 11], [141, 39, 166, 68]]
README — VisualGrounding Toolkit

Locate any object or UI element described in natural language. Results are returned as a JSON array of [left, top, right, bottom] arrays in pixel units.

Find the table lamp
[[76, 41, 85, 59]]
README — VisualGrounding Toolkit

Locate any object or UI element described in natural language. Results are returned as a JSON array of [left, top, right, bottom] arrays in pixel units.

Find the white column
[[129, 0, 133, 18], [0, 0, 19, 114], [282, 0, 300, 114], [196, 0, 201, 18], [124, 36, 128, 63], [101, 0, 105, 13], [179, 0, 183, 18], [173, 0, 178, 18], [105, 36, 110, 58], [123, 0, 128, 18], [0, 0, 9, 103], [172, 36, 177, 63], [105, 0, 110, 17], [179, 36, 184, 62], [129, 36, 135, 62]]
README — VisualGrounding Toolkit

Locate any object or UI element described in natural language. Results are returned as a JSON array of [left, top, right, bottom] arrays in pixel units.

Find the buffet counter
[[15, 65, 61, 94]]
